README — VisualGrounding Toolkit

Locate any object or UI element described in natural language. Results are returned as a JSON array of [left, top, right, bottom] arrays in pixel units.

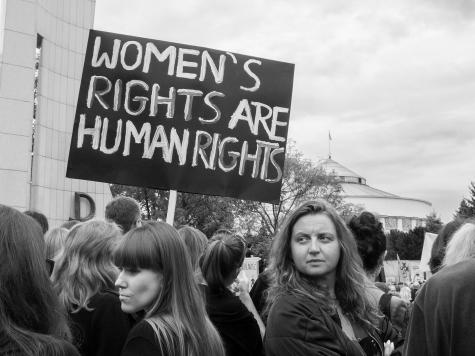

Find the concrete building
[[0, 0, 111, 227], [319, 157, 432, 232]]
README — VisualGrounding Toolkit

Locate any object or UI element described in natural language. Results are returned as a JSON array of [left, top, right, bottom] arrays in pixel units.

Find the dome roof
[[318, 157, 431, 231], [318, 157, 368, 186], [317, 157, 430, 203]]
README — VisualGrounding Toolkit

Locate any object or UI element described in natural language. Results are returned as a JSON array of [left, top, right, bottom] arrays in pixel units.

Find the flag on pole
[[329, 131, 332, 140]]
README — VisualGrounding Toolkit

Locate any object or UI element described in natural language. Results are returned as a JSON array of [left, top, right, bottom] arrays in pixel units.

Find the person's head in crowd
[[200, 230, 246, 292], [24, 210, 49, 234], [0, 204, 75, 355], [60, 219, 80, 230], [429, 219, 464, 274], [348, 211, 387, 280], [105, 196, 142, 233], [177, 225, 208, 274], [442, 220, 475, 268], [114, 221, 224, 355], [267, 199, 376, 327], [375, 281, 390, 293], [52, 220, 121, 312], [45, 227, 69, 261]]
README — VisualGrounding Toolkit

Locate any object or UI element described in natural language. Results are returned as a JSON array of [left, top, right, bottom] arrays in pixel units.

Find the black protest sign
[[66, 30, 294, 204]]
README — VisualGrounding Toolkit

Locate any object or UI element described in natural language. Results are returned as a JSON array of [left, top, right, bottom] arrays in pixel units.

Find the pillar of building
[[0, 0, 112, 227]]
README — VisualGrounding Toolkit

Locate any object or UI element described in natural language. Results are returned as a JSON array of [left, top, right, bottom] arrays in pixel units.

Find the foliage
[[111, 143, 356, 263], [174, 193, 234, 237], [425, 211, 443, 234], [455, 182, 475, 219], [386, 226, 425, 260], [110, 185, 233, 237]]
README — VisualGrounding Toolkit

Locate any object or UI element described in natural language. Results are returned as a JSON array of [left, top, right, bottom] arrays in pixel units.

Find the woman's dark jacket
[[69, 289, 134, 356], [265, 291, 402, 356], [203, 286, 263, 356]]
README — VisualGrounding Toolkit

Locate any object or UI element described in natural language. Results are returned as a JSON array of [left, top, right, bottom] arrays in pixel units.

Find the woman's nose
[[308, 237, 320, 254], [115, 271, 126, 288]]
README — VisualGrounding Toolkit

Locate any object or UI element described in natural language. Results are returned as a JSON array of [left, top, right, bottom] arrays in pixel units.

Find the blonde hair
[[443, 221, 475, 267], [45, 227, 68, 261], [114, 222, 225, 356], [52, 220, 121, 312]]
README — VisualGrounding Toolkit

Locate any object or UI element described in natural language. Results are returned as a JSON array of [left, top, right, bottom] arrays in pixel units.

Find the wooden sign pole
[[166, 189, 177, 225]]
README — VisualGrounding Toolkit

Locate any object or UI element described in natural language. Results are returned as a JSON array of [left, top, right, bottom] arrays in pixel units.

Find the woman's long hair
[[442, 220, 475, 267], [200, 231, 246, 291], [114, 222, 225, 356], [266, 200, 379, 330], [45, 227, 69, 261], [177, 225, 208, 273], [52, 220, 121, 312], [0, 204, 72, 355]]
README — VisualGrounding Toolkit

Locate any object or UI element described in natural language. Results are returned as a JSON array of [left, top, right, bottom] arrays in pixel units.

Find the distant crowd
[[1, 196, 475, 356]]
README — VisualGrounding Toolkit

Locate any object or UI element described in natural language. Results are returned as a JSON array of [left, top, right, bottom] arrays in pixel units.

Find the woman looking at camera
[[265, 200, 402, 356]]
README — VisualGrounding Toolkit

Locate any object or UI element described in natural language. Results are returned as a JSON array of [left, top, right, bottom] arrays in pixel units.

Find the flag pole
[[166, 190, 177, 225], [328, 131, 332, 159]]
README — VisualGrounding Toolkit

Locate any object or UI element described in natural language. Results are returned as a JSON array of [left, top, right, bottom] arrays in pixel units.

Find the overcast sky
[[95, 0, 475, 223]]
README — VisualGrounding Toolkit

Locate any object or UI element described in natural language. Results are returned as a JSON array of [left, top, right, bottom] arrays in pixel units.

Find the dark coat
[[69, 289, 133, 356], [204, 286, 263, 356], [121, 320, 163, 356], [405, 259, 475, 356], [265, 291, 402, 356]]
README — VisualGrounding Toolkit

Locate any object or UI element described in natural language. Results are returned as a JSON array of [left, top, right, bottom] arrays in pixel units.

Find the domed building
[[318, 158, 432, 232]]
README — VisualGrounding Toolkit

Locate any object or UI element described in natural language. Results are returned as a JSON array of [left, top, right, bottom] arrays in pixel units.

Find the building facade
[[319, 158, 432, 232], [0, 0, 111, 227]]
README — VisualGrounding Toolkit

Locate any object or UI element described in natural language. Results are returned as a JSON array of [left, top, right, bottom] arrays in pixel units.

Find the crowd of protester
[[1, 196, 475, 356]]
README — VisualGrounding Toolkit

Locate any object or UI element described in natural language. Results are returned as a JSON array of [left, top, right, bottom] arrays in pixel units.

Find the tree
[[110, 185, 234, 236], [455, 182, 475, 219], [386, 227, 425, 260], [174, 193, 234, 236], [110, 185, 168, 220], [425, 211, 443, 234]]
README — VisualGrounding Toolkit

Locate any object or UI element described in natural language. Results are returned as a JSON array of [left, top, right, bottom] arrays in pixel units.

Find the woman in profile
[[348, 211, 410, 336], [52, 220, 132, 356], [177, 225, 208, 283], [200, 231, 265, 356], [0, 204, 79, 356], [265, 200, 402, 356], [114, 221, 225, 356]]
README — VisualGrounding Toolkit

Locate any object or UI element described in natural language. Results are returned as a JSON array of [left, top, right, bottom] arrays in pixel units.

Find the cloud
[[95, 0, 475, 222]]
